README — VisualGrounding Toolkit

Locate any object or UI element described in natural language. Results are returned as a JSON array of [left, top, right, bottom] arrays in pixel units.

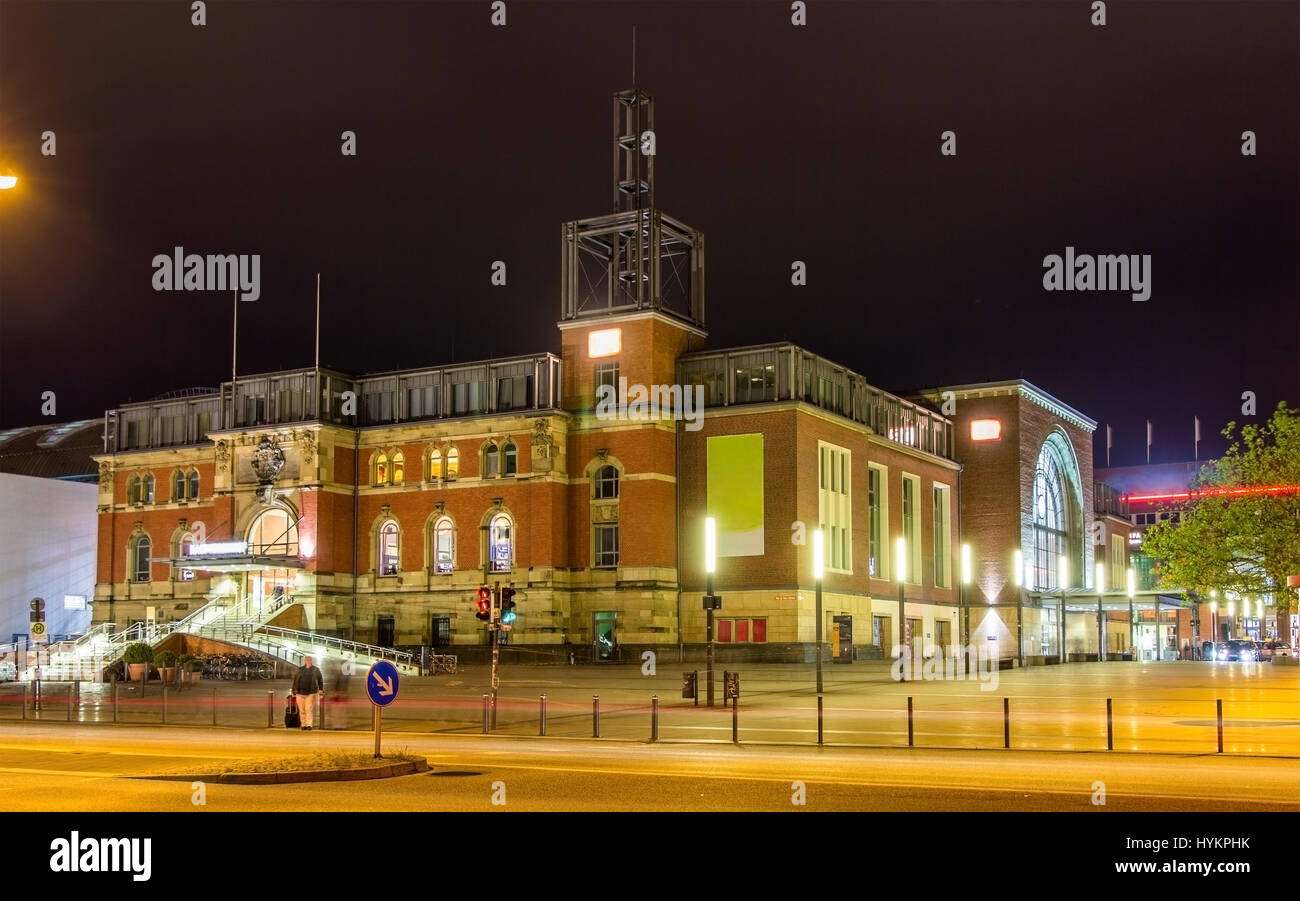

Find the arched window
[[391, 451, 405, 485], [594, 465, 619, 499], [432, 516, 455, 574], [484, 443, 499, 479], [375, 452, 389, 486], [247, 507, 299, 556], [379, 519, 400, 575], [503, 441, 517, 476], [128, 475, 142, 505], [173, 470, 185, 501], [174, 532, 195, 581], [143, 474, 156, 504], [187, 469, 199, 499], [427, 448, 440, 481], [131, 534, 152, 582], [489, 512, 513, 573], [445, 447, 459, 481], [1030, 433, 1082, 591]]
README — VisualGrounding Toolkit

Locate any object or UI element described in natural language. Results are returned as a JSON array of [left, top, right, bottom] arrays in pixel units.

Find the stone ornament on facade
[[250, 436, 286, 485], [98, 461, 113, 488], [300, 430, 316, 465], [532, 419, 555, 459], [215, 440, 231, 472]]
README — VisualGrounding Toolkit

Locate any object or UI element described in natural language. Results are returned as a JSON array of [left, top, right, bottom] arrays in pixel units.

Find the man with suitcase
[[292, 655, 325, 731]]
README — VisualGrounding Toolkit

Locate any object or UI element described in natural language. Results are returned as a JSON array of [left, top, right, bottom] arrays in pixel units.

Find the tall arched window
[[391, 451, 405, 485], [379, 520, 400, 575], [503, 441, 517, 476], [128, 475, 142, 505], [143, 474, 156, 504], [594, 465, 619, 499], [247, 507, 299, 556], [1030, 433, 1082, 590], [484, 443, 500, 478], [432, 516, 455, 574], [173, 470, 186, 501], [187, 469, 199, 499], [444, 447, 459, 481], [375, 452, 389, 486], [489, 512, 513, 572], [131, 534, 152, 582]]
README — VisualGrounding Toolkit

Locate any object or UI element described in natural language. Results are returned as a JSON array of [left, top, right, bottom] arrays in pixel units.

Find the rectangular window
[[594, 523, 620, 568], [868, 465, 887, 579], [751, 618, 767, 643], [244, 395, 265, 425], [409, 386, 438, 419], [903, 474, 921, 583], [735, 619, 749, 643], [452, 383, 468, 415], [933, 484, 951, 588], [717, 619, 733, 643], [818, 442, 851, 572], [1110, 534, 1125, 589], [595, 362, 620, 401]]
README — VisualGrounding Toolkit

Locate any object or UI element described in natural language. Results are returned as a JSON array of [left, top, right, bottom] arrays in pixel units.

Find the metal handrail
[[255, 626, 414, 666]]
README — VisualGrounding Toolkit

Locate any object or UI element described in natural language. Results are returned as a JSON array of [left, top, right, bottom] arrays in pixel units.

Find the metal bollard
[[1216, 698, 1224, 753], [22, 684, 28, 720], [539, 694, 547, 736], [482, 694, 490, 734], [732, 696, 738, 743], [651, 695, 659, 742], [817, 695, 824, 746], [723, 670, 729, 708], [1106, 698, 1113, 751], [1003, 697, 1010, 749], [592, 695, 600, 738], [212, 687, 218, 726], [162, 685, 168, 724], [907, 696, 914, 747], [68, 683, 74, 721], [266, 690, 274, 728], [113, 680, 119, 723]]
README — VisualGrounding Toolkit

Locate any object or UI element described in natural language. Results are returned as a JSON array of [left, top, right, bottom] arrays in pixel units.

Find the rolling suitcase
[[284, 693, 301, 728]]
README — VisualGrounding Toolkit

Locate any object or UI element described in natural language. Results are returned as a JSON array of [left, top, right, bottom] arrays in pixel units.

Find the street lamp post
[[896, 537, 908, 681], [960, 543, 973, 649], [1210, 598, 1218, 649], [704, 517, 717, 708], [1013, 549, 1024, 667], [1058, 555, 1068, 663], [813, 529, 824, 695]]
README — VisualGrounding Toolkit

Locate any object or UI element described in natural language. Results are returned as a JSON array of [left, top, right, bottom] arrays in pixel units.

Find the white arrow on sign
[[372, 671, 394, 696]]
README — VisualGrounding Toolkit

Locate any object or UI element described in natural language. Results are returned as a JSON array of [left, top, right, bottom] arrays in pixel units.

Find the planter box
[[127, 663, 149, 682], [159, 667, 176, 683]]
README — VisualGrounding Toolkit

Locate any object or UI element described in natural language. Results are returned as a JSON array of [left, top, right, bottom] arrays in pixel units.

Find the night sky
[[1, 1, 1295, 470]]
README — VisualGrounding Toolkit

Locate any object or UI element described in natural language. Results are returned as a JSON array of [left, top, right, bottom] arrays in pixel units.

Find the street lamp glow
[[1013, 550, 1023, 588], [812, 528, 824, 580], [1211, 600, 1218, 614], [704, 517, 716, 575], [895, 537, 907, 583], [960, 543, 972, 586], [0, 171, 16, 190], [1228, 600, 1235, 617], [1126, 567, 1136, 599], [1058, 555, 1069, 590]]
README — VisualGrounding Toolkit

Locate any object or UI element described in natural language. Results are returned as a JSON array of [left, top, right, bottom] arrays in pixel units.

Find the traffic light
[[475, 586, 492, 621], [500, 587, 517, 625]]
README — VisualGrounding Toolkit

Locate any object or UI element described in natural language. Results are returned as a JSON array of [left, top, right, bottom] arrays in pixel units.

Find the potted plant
[[122, 642, 154, 683], [155, 650, 177, 683], [179, 653, 203, 683]]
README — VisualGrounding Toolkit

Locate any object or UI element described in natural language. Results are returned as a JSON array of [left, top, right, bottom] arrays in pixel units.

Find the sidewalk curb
[[143, 758, 430, 784]]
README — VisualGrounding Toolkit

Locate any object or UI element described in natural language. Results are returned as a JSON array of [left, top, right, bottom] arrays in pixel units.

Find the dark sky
[[1, 1, 1296, 471]]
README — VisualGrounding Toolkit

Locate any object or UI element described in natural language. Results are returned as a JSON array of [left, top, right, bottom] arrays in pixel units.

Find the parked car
[[1259, 641, 1292, 660], [1218, 639, 1257, 662]]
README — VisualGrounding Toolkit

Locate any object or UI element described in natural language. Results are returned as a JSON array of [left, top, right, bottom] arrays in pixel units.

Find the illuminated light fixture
[[192, 540, 247, 555], [1257, 599, 1264, 620], [1126, 568, 1136, 600], [588, 328, 622, 358], [1126, 485, 1300, 503], [0, 170, 16, 190], [1210, 600, 1218, 614], [812, 529, 824, 580], [299, 535, 315, 558], [704, 517, 716, 575], [1227, 601, 1235, 618], [970, 419, 1002, 441], [1013, 550, 1023, 588], [895, 537, 907, 583], [960, 544, 972, 585]]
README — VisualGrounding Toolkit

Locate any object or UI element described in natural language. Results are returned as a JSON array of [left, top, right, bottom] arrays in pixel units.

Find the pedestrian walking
[[293, 655, 325, 731]]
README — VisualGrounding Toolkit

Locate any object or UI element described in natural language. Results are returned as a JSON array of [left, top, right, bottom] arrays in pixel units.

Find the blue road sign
[[366, 660, 400, 707]]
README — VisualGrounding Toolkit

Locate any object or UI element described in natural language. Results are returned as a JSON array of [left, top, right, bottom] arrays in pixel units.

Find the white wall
[[0, 473, 97, 641]]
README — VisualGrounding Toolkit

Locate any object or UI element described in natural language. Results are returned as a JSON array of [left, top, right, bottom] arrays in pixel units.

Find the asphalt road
[[0, 722, 1297, 812]]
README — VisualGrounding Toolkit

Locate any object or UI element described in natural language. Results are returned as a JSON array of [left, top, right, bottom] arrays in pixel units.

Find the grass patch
[[164, 748, 422, 776]]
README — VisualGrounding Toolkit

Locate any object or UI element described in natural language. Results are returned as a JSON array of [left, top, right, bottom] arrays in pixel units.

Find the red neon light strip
[[1127, 485, 1300, 503]]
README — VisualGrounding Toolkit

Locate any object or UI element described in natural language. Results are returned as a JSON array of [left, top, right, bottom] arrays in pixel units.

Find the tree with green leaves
[[1141, 402, 1300, 645]]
